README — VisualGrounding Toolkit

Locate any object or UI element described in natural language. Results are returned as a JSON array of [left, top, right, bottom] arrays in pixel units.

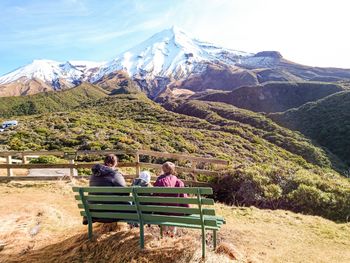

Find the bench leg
[[201, 229, 206, 258], [160, 225, 163, 238], [213, 230, 217, 250], [140, 223, 145, 249], [88, 221, 93, 240]]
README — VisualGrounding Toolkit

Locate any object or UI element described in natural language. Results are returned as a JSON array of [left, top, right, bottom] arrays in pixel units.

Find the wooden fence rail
[[0, 149, 229, 184]]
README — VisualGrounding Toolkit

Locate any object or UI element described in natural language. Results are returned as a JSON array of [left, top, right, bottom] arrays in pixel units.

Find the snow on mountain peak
[[91, 26, 252, 82], [0, 59, 61, 85], [0, 59, 103, 85], [0, 26, 254, 87]]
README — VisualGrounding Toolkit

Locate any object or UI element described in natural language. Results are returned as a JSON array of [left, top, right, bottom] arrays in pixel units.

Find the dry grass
[[215, 204, 350, 263], [0, 181, 349, 263], [0, 168, 28, 176], [0, 181, 233, 263]]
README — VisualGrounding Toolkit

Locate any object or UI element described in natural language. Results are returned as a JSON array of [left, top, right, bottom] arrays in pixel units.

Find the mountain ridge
[[2, 26, 350, 98], [190, 81, 345, 113]]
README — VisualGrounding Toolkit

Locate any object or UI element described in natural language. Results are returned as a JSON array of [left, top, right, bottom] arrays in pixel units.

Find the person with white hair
[[132, 170, 151, 187], [129, 170, 152, 228]]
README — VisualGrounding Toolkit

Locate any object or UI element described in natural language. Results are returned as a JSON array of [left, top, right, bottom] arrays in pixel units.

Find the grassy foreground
[[0, 181, 348, 263]]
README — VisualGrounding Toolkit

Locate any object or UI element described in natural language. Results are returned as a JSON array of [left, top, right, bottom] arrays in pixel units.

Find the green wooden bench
[[73, 186, 225, 258]]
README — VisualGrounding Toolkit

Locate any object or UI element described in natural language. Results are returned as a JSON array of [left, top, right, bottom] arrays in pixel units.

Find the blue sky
[[1, 0, 350, 75]]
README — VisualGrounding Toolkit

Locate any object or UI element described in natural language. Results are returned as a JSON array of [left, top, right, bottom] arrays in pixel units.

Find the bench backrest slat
[[73, 187, 133, 194], [137, 196, 214, 205], [78, 203, 137, 211], [80, 211, 139, 220], [135, 187, 213, 195], [75, 195, 134, 202], [73, 187, 213, 195]]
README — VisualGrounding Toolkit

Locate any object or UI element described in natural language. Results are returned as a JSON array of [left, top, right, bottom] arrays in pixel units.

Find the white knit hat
[[139, 171, 151, 183]]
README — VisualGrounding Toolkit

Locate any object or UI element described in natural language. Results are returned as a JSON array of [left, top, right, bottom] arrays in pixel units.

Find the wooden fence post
[[69, 158, 75, 177], [135, 152, 140, 177], [22, 153, 27, 164], [6, 155, 13, 176], [191, 161, 197, 181]]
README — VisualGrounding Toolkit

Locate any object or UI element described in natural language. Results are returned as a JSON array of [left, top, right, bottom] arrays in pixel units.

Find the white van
[[1, 120, 18, 131]]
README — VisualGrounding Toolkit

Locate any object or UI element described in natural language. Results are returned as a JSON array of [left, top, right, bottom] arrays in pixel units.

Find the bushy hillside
[[0, 83, 108, 117], [194, 81, 344, 113], [163, 99, 345, 171], [270, 90, 350, 167], [0, 91, 349, 220]]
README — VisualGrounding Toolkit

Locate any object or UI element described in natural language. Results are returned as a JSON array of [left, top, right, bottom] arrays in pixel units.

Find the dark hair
[[104, 154, 118, 167]]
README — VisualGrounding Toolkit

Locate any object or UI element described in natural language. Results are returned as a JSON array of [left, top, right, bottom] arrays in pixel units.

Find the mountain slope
[[162, 98, 346, 170], [0, 92, 349, 220], [270, 90, 350, 166], [192, 81, 345, 113], [0, 89, 344, 171], [0, 83, 108, 117], [240, 51, 350, 81], [0, 60, 103, 96]]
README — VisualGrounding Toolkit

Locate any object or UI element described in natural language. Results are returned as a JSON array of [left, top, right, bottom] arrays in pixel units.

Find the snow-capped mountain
[[1, 26, 250, 91], [0, 59, 103, 90], [1, 26, 350, 97], [91, 26, 252, 82]]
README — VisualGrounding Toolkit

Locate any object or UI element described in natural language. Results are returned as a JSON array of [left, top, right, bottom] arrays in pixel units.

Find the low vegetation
[[164, 99, 345, 170], [214, 164, 350, 221], [0, 84, 107, 118], [270, 91, 350, 167], [0, 86, 349, 221]]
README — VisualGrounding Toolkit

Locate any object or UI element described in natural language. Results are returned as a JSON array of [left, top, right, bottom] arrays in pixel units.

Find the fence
[[0, 150, 229, 186]]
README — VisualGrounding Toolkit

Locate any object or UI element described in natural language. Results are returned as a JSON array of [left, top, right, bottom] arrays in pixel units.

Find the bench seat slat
[[138, 205, 215, 216], [187, 214, 225, 222], [137, 196, 214, 205], [78, 204, 137, 211], [142, 221, 221, 230]]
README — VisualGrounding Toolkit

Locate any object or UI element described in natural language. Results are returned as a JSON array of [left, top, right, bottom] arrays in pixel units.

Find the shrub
[[29, 155, 62, 164], [212, 165, 350, 221]]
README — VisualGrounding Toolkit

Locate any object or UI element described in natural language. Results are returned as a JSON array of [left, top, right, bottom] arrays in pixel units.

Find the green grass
[[0, 83, 108, 117]]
